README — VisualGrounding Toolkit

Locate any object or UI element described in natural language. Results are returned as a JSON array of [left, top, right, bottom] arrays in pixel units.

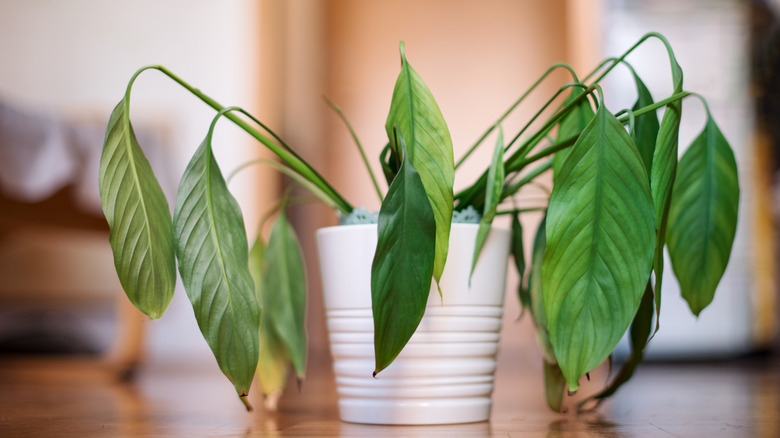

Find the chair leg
[[104, 292, 146, 381]]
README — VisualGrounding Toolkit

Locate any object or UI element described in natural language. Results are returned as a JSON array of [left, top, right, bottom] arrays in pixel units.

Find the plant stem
[[239, 395, 253, 412], [496, 206, 547, 215], [586, 35, 653, 85], [500, 159, 554, 201], [454, 85, 588, 212], [586, 32, 679, 88], [225, 157, 340, 211], [504, 83, 589, 156], [454, 63, 580, 170], [456, 86, 689, 211], [511, 91, 689, 173], [511, 134, 578, 170], [688, 92, 713, 118], [616, 91, 691, 122], [323, 96, 384, 202], [138, 65, 353, 214], [507, 85, 597, 168]]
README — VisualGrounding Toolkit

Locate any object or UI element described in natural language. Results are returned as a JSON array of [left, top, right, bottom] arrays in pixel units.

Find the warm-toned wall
[[257, 1, 602, 372], [323, 0, 569, 212]]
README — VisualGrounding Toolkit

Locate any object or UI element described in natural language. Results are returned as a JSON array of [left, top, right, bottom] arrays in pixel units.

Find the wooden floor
[[0, 348, 778, 437]]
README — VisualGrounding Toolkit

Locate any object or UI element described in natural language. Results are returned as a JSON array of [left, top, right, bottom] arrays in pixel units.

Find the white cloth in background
[[0, 101, 77, 204], [0, 100, 168, 215]]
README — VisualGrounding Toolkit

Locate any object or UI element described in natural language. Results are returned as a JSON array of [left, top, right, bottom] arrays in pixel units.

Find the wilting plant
[[99, 32, 739, 412]]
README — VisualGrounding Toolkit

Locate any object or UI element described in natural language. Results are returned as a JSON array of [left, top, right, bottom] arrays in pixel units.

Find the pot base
[[339, 397, 491, 425]]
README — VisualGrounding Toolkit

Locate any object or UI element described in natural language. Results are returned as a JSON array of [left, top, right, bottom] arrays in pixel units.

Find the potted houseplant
[[98, 32, 739, 421]]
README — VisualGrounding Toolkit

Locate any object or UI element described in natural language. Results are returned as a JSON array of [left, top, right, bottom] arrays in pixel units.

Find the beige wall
[[0, 0, 277, 361]]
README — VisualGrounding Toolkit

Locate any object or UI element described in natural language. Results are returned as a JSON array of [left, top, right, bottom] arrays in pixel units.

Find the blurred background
[[0, 0, 776, 409]]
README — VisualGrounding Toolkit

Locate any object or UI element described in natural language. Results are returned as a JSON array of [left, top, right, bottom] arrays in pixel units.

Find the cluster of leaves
[[99, 72, 320, 409], [98, 32, 739, 412], [501, 34, 739, 410]]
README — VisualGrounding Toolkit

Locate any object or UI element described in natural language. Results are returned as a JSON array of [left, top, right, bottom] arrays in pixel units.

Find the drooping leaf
[[263, 212, 308, 379], [624, 65, 664, 331], [99, 99, 176, 319], [528, 217, 565, 411], [624, 67, 661, 336], [667, 116, 739, 315], [528, 216, 555, 364], [542, 104, 655, 392], [630, 73, 659, 175], [512, 213, 529, 311], [553, 87, 595, 178], [371, 131, 436, 375], [248, 237, 289, 409], [651, 198, 670, 335], [471, 127, 505, 276], [543, 360, 567, 413], [583, 281, 654, 409], [385, 42, 454, 285], [173, 131, 260, 402], [649, 46, 684, 330]]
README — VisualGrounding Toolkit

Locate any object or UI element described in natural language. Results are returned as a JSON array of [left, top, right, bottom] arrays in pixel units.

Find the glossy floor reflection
[[0, 348, 778, 437]]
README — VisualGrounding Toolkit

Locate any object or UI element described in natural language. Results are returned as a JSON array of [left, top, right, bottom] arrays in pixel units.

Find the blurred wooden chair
[[0, 184, 145, 381]]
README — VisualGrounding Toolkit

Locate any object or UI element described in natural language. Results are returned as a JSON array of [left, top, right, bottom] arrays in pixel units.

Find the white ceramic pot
[[316, 223, 511, 425]]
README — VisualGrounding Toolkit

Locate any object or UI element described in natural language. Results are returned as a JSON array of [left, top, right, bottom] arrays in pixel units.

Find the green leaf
[[543, 360, 567, 413], [630, 72, 659, 174], [528, 217, 555, 364], [248, 237, 289, 405], [542, 104, 655, 392], [627, 69, 660, 335], [98, 99, 176, 319], [263, 212, 308, 379], [173, 131, 260, 401], [553, 88, 595, 178], [530, 219, 564, 413], [371, 131, 436, 375], [649, 103, 681, 334], [667, 116, 739, 315], [380, 142, 400, 186], [581, 281, 654, 410], [512, 213, 529, 311], [649, 45, 684, 328], [471, 127, 505, 276], [385, 42, 454, 285], [651, 199, 670, 336]]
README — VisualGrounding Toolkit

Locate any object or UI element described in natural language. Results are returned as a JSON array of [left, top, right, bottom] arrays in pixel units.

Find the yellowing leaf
[[173, 127, 260, 402], [385, 42, 454, 285]]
